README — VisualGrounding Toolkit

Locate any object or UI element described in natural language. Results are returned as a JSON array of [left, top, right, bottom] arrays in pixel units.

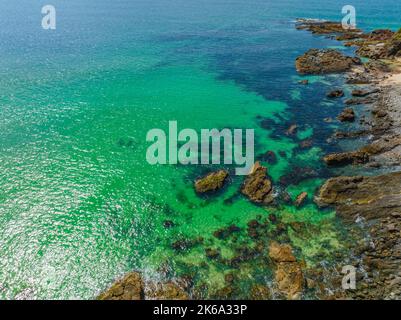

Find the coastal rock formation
[[354, 28, 401, 59], [327, 89, 344, 98], [323, 136, 401, 166], [241, 162, 274, 204], [296, 19, 362, 36], [337, 108, 355, 122], [315, 172, 401, 299], [315, 172, 401, 219], [98, 272, 189, 300], [98, 272, 144, 300], [194, 170, 229, 193], [269, 242, 304, 299], [296, 49, 361, 74], [352, 89, 379, 97]]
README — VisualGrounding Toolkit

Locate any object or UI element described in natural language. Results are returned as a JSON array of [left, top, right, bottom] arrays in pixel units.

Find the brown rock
[[98, 272, 144, 300], [250, 285, 271, 300], [337, 108, 355, 122], [327, 89, 344, 98], [275, 262, 304, 300], [269, 241, 296, 263], [195, 170, 228, 193], [241, 162, 274, 204], [296, 49, 360, 74], [294, 192, 308, 207], [269, 242, 304, 299], [145, 282, 189, 300], [315, 171, 401, 220]]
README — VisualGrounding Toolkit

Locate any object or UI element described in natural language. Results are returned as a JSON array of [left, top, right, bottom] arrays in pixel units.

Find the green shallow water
[[0, 0, 400, 299]]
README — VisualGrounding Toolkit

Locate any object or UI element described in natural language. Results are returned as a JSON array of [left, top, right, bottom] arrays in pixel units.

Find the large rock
[[195, 170, 228, 193], [296, 49, 360, 74], [323, 136, 401, 166], [98, 272, 144, 300], [315, 171, 401, 220], [269, 241, 297, 262], [98, 272, 189, 300], [337, 108, 355, 122], [269, 242, 304, 299], [241, 162, 274, 204]]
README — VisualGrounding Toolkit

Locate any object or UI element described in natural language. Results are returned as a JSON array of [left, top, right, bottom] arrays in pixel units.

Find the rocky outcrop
[[337, 107, 355, 122], [323, 136, 401, 166], [296, 19, 362, 36], [269, 242, 304, 299], [195, 170, 228, 193], [241, 162, 274, 204], [327, 89, 344, 98], [315, 172, 401, 220], [98, 272, 144, 300], [315, 172, 401, 299], [296, 49, 361, 74], [352, 89, 379, 97], [98, 272, 189, 300], [323, 150, 368, 166]]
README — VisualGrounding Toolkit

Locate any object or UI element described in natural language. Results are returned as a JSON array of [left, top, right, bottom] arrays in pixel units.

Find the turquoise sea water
[[0, 0, 400, 299]]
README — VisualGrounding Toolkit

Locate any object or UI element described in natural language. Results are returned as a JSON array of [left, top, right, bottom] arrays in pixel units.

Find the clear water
[[0, 0, 400, 299]]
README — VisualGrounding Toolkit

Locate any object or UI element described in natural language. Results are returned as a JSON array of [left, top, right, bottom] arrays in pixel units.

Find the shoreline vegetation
[[98, 19, 401, 300]]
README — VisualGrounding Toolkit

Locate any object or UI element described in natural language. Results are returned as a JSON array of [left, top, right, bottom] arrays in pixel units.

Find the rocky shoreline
[[297, 18, 401, 299], [98, 20, 401, 300]]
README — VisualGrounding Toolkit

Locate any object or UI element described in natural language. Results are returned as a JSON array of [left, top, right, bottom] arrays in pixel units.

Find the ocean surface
[[0, 0, 400, 299]]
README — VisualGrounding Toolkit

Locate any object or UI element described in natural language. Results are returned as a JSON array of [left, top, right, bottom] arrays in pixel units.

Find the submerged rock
[[296, 49, 360, 74], [259, 150, 278, 164], [241, 162, 274, 204], [294, 192, 308, 207], [98, 272, 144, 300], [213, 224, 241, 240], [194, 170, 229, 194], [285, 124, 298, 136]]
